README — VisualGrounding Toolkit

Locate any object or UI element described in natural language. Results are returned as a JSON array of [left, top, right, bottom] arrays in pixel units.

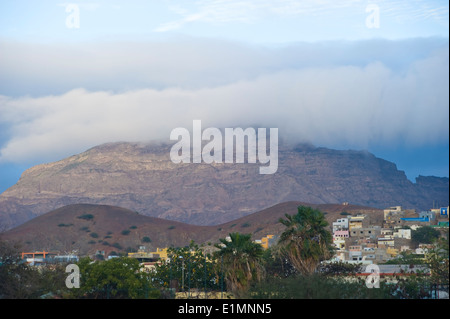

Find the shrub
[[78, 214, 94, 221], [142, 236, 151, 243], [58, 223, 73, 227], [121, 230, 131, 236], [112, 242, 123, 250], [254, 227, 264, 233]]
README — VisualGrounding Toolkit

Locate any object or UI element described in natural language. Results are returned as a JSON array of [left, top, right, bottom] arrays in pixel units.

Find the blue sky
[[0, 0, 448, 42], [0, 0, 449, 193]]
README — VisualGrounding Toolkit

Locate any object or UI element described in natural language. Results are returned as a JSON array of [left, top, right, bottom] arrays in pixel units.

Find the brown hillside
[[0, 202, 382, 257], [0, 204, 212, 256], [215, 201, 383, 240]]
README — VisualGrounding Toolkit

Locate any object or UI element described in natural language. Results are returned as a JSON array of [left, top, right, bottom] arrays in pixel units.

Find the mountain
[[0, 142, 448, 231], [0, 202, 383, 256]]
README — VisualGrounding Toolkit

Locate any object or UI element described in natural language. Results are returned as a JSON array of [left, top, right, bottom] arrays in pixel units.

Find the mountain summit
[[0, 142, 448, 231]]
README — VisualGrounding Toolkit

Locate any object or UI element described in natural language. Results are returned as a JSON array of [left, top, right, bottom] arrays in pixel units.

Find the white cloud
[[0, 38, 447, 164]]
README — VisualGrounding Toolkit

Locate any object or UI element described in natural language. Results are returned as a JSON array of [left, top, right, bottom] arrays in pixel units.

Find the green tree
[[70, 256, 154, 299], [411, 226, 440, 246], [37, 264, 70, 298], [0, 241, 69, 299], [318, 261, 363, 276], [151, 241, 219, 296], [384, 251, 425, 265], [424, 236, 449, 285], [278, 206, 334, 275], [214, 232, 265, 297], [262, 245, 297, 278], [247, 273, 393, 299], [0, 241, 37, 298]]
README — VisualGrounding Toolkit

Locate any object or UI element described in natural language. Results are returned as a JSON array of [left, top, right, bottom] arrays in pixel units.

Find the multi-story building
[[349, 226, 381, 239], [377, 237, 395, 249], [383, 206, 403, 220], [348, 245, 362, 261], [393, 228, 411, 239], [362, 247, 377, 261], [333, 230, 349, 251], [332, 218, 349, 232], [349, 215, 368, 230], [419, 210, 436, 221], [381, 228, 394, 238]]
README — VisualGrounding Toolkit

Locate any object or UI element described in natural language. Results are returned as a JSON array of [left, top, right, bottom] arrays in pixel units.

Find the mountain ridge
[[0, 141, 448, 231]]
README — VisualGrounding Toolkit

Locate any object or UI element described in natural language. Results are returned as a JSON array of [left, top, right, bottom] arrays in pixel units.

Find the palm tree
[[214, 232, 265, 296], [278, 206, 334, 275]]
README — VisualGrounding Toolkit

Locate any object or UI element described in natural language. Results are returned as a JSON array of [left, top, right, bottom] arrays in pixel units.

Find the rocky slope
[[0, 142, 448, 231]]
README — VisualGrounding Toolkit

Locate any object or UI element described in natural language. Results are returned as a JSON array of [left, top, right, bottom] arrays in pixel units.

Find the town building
[[329, 204, 448, 265], [254, 235, 277, 249], [348, 215, 368, 230], [21, 251, 79, 266], [332, 218, 349, 232]]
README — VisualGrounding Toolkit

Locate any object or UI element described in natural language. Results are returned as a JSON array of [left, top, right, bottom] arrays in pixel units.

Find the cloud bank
[[0, 37, 448, 164]]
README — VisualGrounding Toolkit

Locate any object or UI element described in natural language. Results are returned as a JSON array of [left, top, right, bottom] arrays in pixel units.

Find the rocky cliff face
[[0, 142, 448, 231]]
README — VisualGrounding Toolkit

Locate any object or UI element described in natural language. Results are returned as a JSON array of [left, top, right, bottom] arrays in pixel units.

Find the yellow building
[[128, 247, 169, 261], [152, 248, 169, 260], [259, 235, 276, 249], [349, 215, 366, 230]]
